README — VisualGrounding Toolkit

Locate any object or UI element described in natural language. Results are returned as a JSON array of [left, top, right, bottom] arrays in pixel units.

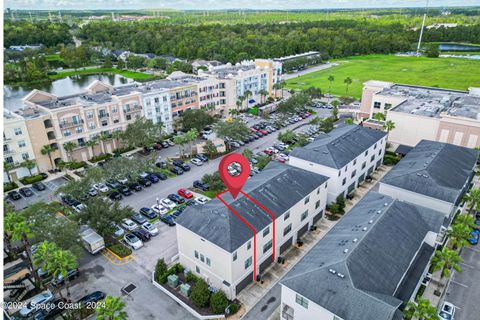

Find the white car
[[278, 153, 290, 161], [121, 219, 137, 231], [142, 222, 159, 236], [160, 198, 176, 210], [439, 302, 455, 320], [139, 172, 149, 179], [113, 224, 125, 237], [72, 203, 86, 213], [124, 234, 143, 250], [191, 158, 203, 166], [118, 177, 128, 184], [20, 291, 54, 317], [307, 137, 315, 143], [151, 204, 168, 215], [195, 197, 209, 205], [93, 183, 109, 193], [266, 147, 279, 154]]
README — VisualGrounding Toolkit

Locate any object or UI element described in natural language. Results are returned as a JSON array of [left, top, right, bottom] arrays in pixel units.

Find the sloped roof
[[381, 140, 478, 203], [281, 191, 444, 320], [289, 125, 386, 169], [176, 162, 328, 252]]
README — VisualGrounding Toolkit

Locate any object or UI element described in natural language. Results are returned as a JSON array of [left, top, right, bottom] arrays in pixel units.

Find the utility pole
[[29, 12, 33, 23], [416, 0, 430, 56]]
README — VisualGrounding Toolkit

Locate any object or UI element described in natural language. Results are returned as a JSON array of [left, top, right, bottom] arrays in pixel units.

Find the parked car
[[88, 187, 98, 197], [108, 191, 122, 201], [72, 202, 86, 213], [193, 180, 209, 191], [469, 230, 480, 245], [93, 183, 109, 193], [140, 207, 158, 219], [160, 215, 176, 226], [146, 174, 159, 183], [113, 224, 125, 237], [131, 213, 147, 225], [142, 222, 159, 236], [168, 193, 185, 204], [438, 302, 456, 320], [8, 190, 21, 200], [124, 234, 143, 250], [77, 291, 106, 305], [195, 153, 209, 162], [138, 178, 152, 187], [170, 166, 184, 175], [160, 141, 169, 148], [51, 268, 80, 286], [195, 197, 209, 205], [160, 198, 177, 209], [128, 182, 142, 192], [152, 172, 168, 180], [121, 219, 137, 231], [106, 180, 122, 190], [155, 161, 167, 169], [178, 188, 193, 199], [133, 228, 151, 242], [151, 204, 169, 215], [32, 182, 46, 191], [32, 298, 64, 320], [186, 199, 196, 206], [19, 187, 34, 197], [118, 185, 132, 196], [19, 291, 55, 317], [191, 158, 203, 166]]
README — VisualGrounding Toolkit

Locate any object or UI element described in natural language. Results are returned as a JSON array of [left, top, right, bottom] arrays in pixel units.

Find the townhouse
[[281, 191, 445, 320], [379, 139, 478, 218], [360, 80, 480, 148], [289, 125, 387, 203], [175, 162, 328, 299]]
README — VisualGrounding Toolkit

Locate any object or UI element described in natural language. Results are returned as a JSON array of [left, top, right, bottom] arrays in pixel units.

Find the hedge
[[108, 244, 132, 258], [20, 174, 47, 185], [113, 146, 135, 154], [158, 263, 185, 284], [383, 154, 400, 166], [210, 290, 229, 314], [90, 153, 112, 163], [4, 181, 19, 192], [248, 107, 259, 116]]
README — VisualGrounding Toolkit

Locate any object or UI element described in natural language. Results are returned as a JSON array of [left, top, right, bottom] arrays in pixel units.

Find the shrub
[[385, 150, 397, 157], [328, 203, 343, 215], [155, 259, 168, 282], [383, 154, 399, 165], [336, 195, 346, 210], [65, 161, 87, 170], [210, 290, 229, 314], [158, 263, 185, 284], [248, 107, 259, 116], [185, 271, 199, 284], [108, 244, 132, 258], [113, 146, 135, 154], [19, 174, 46, 185], [4, 181, 19, 192], [228, 303, 239, 315], [89, 153, 112, 163], [190, 279, 211, 308]]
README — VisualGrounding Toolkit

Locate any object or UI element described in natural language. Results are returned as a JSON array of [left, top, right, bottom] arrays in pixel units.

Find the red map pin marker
[[219, 153, 251, 199]]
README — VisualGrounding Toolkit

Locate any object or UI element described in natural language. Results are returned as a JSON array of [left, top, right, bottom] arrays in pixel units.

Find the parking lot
[[7, 177, 69, 211], [444, 245, 480, 320]]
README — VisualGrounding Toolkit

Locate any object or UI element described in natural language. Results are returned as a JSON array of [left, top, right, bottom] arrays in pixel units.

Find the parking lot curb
[[103, 248, 135, 265]]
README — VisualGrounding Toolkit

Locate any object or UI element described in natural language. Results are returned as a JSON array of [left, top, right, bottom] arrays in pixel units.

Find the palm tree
[[448, 223, 472, 249], [327, 75, 334, 94], [4, 161, 14, 183], [22, 159, 37, 176], [96, 296, 128, 320], [4, 210, 20, 259], [229, 109, 238, 118], [344, 77, 352, 95], [332, 106, 339, 121], [111, 130, 123, 150], [47, 248, 77, 300], [383, 120, 396, 139], [244, 90, 253, 107], [273, 82, 281, 97], [403, 298, 439, 320], [373, 112, 386, 121], [455, 213, 476, 229], [259, 89, 269, 104], [344, 118, 354, 125], [41, 145, 56, 170], [463, 187, 480, 213], [431, 247, 463, 280], [98, 132, 111, 154], [63, 141, 77, 162], [86, 138, 99, 158]]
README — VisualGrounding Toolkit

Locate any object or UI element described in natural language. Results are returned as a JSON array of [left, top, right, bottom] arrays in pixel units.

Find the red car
[[259, 129, 269, 135], [178, 188, 193, 199], [264, 149, 274, 155]]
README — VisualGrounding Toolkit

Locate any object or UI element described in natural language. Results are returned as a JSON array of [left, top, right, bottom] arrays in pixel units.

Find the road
[[282, 63, 338, 81]]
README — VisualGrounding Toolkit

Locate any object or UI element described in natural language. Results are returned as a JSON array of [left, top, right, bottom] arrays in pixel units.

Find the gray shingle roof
[[381, 140, 478, 204], [281, 191, 444, 320], [175, 162, 328, 253], [289, 125, 386, 169]]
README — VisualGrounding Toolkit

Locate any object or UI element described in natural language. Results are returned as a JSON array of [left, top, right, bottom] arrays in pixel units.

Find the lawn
[[49, 67, 156, 81], [285, 55, 480, 98]]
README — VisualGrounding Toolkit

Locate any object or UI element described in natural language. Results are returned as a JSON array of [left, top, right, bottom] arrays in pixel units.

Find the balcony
[[59, 119, 84, 129], [98, 113, 110, 119], [123, 105, 142, 114]]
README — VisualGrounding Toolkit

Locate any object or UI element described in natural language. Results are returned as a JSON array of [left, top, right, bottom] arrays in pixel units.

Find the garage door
[[297, 223, 309, 240], [348, 182, 356, 193], [367, 166, 374, 175], [313, 210, 323, 224], [235, 272, 253, 295], [376, 159, 381, 168], [358, 173, 365, 185], [259, 255, 273, 274], [280, 237, 293, 254]]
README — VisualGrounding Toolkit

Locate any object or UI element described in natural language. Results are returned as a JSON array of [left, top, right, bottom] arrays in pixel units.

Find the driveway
[[282, 63, 338, 80]]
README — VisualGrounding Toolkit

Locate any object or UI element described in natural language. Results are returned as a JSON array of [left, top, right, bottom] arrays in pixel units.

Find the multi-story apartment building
[[289, 125, 387, 203], [280, 191, 445, 320], [176, 162, 328, 300], [138, 82, 173, 133], [360, 80, 480, 148], [3, 110, 37, 180]]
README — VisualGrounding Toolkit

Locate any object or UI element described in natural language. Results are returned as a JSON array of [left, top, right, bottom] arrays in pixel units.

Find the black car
[[180, 163, 191, 171], [172, 159, 184, 167], [106, 180, 121, 189], [61, 195, 76, 206], [131, 213, 147, 225], [32, 182, 46, 191], [8, 190, 21, 200], [195, 154, 209, 162], [185, 199, 196, 206], [52, 268, 80, 286], [160, 215, 176, 226], [155, 161, 167, 169], [168, 194, 185, 204], [170, 166, 184, 175], [128, 182, 142, 192], [32, 298, 65, 320], [77, 291, 106, 305], [172, 210, 182, 218], [140, 207, 158, 219], [133, 229, 151, 242], [177, 205, 187, 213], [118, 185, 132, 196], [138, 178, 152, 187], [152, 172, 168, 180], [193, 180, 209, 191], [108, 191, 123, 201], [19, 187, 34, 197]]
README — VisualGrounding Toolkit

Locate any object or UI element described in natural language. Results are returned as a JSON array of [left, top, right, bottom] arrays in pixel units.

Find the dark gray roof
[[281, 191, 444, 320], [175, 162, 328, 252], [290, 125, 386, 169], [381, 140, 478, 204]]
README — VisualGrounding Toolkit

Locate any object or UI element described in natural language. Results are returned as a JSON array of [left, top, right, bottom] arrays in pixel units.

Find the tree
[[448, 223, 471, 249], [190, 278, 211, 308], [41, 145, 56, 170], [214, 119, 250, 141], [256, 155, 272, 170], [327, 75, 335, 94], [273, 81, 285, 98], [296, 134, 309, 147], [102, 56, 113, 68], [431, 248, 463, 279], [331, 106, 339, 121], [98, 132, 110, 154], [155, 259, 168, 281], [4, 161, 14, 183], [111, 130, 123, 150], [202, 171, 226, 193], [147, 59, 157, 69], [383, 120, 396, 138], [259, 89, 269, 104], [237, 95, 246, 110], [403, 298, 439, 320], [343, 77, 352, 95], [455, 213, 476, 230], [180, 109, 215, 132], [86, 138, 99, 158], [203, 140, 218, 159], [344, 118, 354, 124], [278, 130, 297, 144], [22, 159, 37, 176], [319, 117, 335, 133], [425, 44, 440, 58], [122, 118, 162, 149], [303, 86, 322, 99], [242, 148, 253, 160], [210, 290, 229, 314], [63, 141, 77, 162], [463, 188, 480, 213], [373, 112, 386, 121], [4, 209, 21, 258], [116, 59, 125, 69], [244, 90, 253, 107], [48, 248, 77, 299], [96, 296, 128, 320]]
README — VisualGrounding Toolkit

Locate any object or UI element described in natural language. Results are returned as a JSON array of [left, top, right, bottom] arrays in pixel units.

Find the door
[[297, 223, 309, 240], [280, 237, 293, 254], [259, 255, 274, 274], [235, 272, 253, 295]]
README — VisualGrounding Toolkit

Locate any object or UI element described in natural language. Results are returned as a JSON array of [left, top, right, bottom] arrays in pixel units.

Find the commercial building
[[379, 140, 478, 217], [176, 162, 328, 299], [281, 191, 445, 320], [360, 81, 480, 148], [289, 125, 387, 203]]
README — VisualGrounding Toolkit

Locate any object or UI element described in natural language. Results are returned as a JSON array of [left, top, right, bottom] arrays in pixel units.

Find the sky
[[5, 0, 480, 10]]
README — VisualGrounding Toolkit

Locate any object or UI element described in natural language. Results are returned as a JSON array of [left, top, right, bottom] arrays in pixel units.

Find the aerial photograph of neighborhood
[[2, 0, 480, 319]]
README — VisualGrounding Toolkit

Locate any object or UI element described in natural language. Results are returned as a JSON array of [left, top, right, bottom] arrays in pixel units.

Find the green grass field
[[286, 55, 480, 98], [49, 67, 156, 81]]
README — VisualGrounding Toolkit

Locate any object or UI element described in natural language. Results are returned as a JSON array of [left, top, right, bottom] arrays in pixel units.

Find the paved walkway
[[282, 63, 338, 80]]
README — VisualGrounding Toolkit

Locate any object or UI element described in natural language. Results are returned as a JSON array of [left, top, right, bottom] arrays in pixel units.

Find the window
[[5, 156, 13, 164], [385, 103, 392, 110], [379, 149, 382, 155], [86, 111, 94, 119], [317, 187, 320, 195], [371, 155, 375, 162], [22, 153, 29, 160], [362, 162, 366, 169], [233, 251, 237, 261], [373, 101, 381, 109], [206, 257, 211, 266], [88, 122, 96, 130], [365, 150, 369, 156], [284, 211, 290, 220], [263, 240, 272, 254], [351, 170, 356, 178], [295, 294, 309, 308], [112, 107, 118, 113], [342, 178, 346, 186], [345, 166, 348, 172], [18, 140, 26, 148], [263, 227, 270, 237], [14, 128, 22, 135], [283, 223, 292, 236], [353, 159, 357, 165], [194, 250, 199, 259], [247, 241, 251, 250], [304, 196, 310, 204], [244, 257, 252, 270], [196, 266, 200, 274], [200, 254, 205, 263], [76, 127, 83, 134], [338, 171, 341, 177], [63, 130, 71, 137], [315, 200, 320, 209], [374, 143, 377, 150], [301, 210, 308, 221]]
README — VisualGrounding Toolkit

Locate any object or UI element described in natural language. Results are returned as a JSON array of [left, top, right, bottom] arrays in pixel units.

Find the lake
[[4, 74, 134, 111], [439, 43, 480, 52]]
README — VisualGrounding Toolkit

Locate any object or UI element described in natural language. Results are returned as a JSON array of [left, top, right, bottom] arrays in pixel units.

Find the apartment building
[[176, 162, 328, 299], [281, 191, 445, 320], [137, 82, 173, 133], [379, 140, 478, 218], [289, 125, 387, 203], [3, 110, 37, 180], [360, 81, 480, 148]]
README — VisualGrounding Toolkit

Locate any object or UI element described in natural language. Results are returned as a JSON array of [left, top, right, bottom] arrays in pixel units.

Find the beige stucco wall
[[386, 111, 439, 147]]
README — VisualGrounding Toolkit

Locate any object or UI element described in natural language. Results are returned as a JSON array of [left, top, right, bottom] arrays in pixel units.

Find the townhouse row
[[3, 59, 282, 180]]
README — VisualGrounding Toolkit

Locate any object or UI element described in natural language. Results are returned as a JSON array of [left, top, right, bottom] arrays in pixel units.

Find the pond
[[438, 43, 480, 52], [4, 74, 134, 111]]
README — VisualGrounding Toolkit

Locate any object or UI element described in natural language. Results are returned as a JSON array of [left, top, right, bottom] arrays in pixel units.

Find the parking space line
[[451, 280, 469, 288], [464, 246, 480, 253], [460, 262, 475, 269]]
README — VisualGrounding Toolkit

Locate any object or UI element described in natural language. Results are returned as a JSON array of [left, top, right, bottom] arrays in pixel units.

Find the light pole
[[416, 0, 430, 56]]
